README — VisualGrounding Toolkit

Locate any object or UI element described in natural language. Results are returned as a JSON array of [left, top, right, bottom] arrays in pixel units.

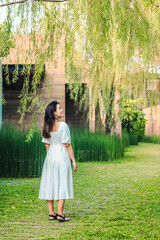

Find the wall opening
[[65, 83, 89, 129]]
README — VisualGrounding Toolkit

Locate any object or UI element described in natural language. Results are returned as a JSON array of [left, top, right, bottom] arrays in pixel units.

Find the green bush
[[0, 124, 46, 178], [122, 131, 130, 148], [120, 99, 147, 141], [128, 132, 138, 145], [71, 128, 125, 162], [0, 124, 129, 178], [142, 135, 160, 144], [122, 130, 138, 146]]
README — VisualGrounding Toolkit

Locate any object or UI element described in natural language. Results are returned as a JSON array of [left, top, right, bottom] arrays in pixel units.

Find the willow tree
[[63, 0, 160, 136], [0, 0, 160, 138]]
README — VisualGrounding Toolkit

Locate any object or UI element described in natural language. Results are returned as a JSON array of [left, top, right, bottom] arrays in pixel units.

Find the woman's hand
[[73, 162, 78, 173]]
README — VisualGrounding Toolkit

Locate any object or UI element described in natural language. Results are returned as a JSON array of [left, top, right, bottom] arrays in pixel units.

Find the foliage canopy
[[0, 0, 160, 138]]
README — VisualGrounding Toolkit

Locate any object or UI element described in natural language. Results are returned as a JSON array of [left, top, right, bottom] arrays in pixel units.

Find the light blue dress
[[39, 121, 74, 200]]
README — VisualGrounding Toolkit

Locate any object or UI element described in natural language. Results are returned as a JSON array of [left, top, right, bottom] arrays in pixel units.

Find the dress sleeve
[[41, 137, 50, 144], [61, 122, 71, 144]]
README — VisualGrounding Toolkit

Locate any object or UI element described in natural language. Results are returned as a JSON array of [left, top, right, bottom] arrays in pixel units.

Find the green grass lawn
[[0, 143, 160, 240]]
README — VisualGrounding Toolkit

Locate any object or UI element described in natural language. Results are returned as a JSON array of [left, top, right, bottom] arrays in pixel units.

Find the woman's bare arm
[[64, 143, 76, 163], [64, 143, 78, 173], [45, 143, 50, 153]]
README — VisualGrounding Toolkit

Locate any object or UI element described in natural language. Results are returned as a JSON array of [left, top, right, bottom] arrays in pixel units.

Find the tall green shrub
[[0, 124, 46, 178], [71, 128, 125, 162], [142, 135, 160, 144], [120, 99, 147, 141], [0, 124, 129, 178]]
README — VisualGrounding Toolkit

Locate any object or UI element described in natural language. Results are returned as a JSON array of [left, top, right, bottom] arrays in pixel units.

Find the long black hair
[[42, 101, 60, 139]]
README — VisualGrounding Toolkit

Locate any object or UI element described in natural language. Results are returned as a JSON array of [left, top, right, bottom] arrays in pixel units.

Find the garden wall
[[2, 35, 66, 129], [143, 105, 160, 136]]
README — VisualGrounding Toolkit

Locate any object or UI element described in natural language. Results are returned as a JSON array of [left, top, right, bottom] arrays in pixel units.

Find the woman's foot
[[49, 211, 57, 220], [57, 213, 70, 222]]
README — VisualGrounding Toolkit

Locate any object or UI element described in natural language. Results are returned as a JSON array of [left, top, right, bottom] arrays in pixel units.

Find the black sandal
[[56, 214, 70, 222], [49, 214, 57, 220]]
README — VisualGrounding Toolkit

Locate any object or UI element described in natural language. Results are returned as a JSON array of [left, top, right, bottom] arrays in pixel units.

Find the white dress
[[39, 121, 74, 200]]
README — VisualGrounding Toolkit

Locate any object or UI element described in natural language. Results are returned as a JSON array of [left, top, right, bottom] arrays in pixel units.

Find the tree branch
[[0, 0, 68, 7], [35, 0, 68, 1], [0, 0, 28, 7], [34, 0, 68, 2]]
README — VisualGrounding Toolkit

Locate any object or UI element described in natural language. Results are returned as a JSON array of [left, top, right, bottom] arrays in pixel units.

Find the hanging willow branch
[[1, 0, 160, 139], [0, 0, 68, 7]]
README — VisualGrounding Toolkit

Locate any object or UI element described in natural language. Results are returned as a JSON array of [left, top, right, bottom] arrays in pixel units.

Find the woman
[[39, 101, 78, 222]]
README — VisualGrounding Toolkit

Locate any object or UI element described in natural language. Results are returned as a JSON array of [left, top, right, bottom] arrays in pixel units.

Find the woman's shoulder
[[60, 121, 70, 129], [60, 121, 69, 126]]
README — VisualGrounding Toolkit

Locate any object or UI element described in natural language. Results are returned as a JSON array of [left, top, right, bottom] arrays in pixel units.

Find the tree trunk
[[89, 85, 95, 132], [0, 60, 2, 129], [98, 91, 106, 128], [111, 89, 122, 139]]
